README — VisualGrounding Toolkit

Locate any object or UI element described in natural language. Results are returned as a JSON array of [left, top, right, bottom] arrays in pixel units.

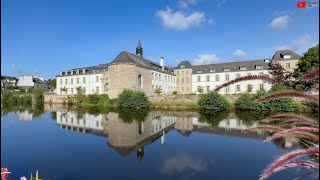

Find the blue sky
[[1, 0, 319, 79]]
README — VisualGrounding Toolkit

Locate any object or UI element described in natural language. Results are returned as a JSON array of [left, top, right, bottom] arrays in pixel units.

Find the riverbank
[[42, 93, 316, 112]]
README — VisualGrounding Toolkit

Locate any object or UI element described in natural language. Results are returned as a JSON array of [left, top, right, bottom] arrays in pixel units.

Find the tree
[[48, 79, 57, 89], [154, 87, 162, 95], [197, 86, 204, 94], [270, 62, 293, 87], [294, 44, 319, 90]]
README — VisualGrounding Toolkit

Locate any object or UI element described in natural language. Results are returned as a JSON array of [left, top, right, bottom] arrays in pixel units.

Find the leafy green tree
[[294, 44, 319, 90], [197, 86, 204, 94], [48, 79, 57, 89], [154, 87, 162, 95]]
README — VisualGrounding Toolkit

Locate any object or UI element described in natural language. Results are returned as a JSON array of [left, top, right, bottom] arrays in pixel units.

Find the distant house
[[17, 75, 48, 91], [1, 78, 17, 90]]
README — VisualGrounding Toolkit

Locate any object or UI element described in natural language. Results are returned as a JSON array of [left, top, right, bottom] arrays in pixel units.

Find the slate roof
[[110, 51, 175, 75], [175, 61, 192, 69], [56, 63, 109, 77], [191, 59, 271, 74], [272, 50, 301, 61]]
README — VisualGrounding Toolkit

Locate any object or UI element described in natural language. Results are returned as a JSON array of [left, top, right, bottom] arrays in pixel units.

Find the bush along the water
[[32, 88, 44, 105], [117, 89, 149, 109], [198, 91, 231, 110], [1, 90, 32, 106], [234, 85, 300, 112], [214, 66, 319, 179]]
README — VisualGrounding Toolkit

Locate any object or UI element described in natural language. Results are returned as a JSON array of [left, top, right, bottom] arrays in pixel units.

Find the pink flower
[[1, 168, 10, 180]]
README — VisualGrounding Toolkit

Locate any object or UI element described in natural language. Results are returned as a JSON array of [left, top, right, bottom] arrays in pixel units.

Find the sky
[[1, 0, 319, 79]]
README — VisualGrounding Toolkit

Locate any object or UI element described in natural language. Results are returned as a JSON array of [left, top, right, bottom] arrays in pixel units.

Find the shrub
[[197, 86, 204, 94], [154, 87, 162, 95], [172, 91, 178, 95], [118, 89, 149, 109], [87, 94, 101, 104], [32, 88, 44, 105], [198, 91, 231, 110], [235, 93, 268, 111]]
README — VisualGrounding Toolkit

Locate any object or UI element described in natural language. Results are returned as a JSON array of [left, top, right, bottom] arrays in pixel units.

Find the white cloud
[[178, 0, 198, 9], [160, 154, 208, 175], [277, 34, 311, 51], [11, 64, 16, 69], [156, 8, 207, 31], [193, 53, 220, 65], [216, 0, 227, 8], [232, 49, 247, 59], [269, 15, 290, 30]]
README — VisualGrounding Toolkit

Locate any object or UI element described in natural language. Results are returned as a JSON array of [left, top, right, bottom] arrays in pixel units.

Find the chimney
[[160, 57, 164, 71]]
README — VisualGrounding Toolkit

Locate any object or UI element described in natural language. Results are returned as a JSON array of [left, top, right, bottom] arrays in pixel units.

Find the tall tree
[[294, 44, 319, 90]]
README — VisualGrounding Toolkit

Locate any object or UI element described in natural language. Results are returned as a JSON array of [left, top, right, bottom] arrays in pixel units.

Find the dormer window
[[209, 69, 215, 72], [60, 72, 63, 76], [196, 70, 202, 73], [180, 65, 185, 68], [76, 70, 79, 74], [70, 70, 73, 75], [65, 71, 68, 75], [223, 68, 230, 72], [82, 69, 85, 74], [280, 53, 291, 59], [239, 66, 247, 70], [255, 65, 263, 69], [264, 59, 270, 63]]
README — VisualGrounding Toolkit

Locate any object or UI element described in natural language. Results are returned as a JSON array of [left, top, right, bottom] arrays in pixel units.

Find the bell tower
[[136, 40, 143, 58]]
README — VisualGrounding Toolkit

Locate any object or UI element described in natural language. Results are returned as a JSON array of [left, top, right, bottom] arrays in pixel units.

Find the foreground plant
[[216, 65, 319, 179]]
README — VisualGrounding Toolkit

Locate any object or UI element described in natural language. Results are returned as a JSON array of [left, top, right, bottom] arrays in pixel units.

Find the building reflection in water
[[54, 110, 300, 159]]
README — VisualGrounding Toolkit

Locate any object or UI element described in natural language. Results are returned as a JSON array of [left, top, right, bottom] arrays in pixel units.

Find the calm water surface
[[1, 105, 315, 180]]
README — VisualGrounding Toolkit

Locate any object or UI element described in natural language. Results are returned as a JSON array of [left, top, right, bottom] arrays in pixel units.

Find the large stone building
[[56, 41, 300, 97]]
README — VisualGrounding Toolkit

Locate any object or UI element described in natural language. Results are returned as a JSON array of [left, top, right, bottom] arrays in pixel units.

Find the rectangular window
[[181, 71, 184, 75], [71, 78, 73, 84], [60, 79, 62, 85], [177, 71, 179, 75], [247, 84, 253, 92], [225, 86, 230, 93], [225, 74, 230, 81], [71, 88, 74, 94], [286, 63, 290, 68], [255, 65, 263, 69], [177, 78, 179, 83], [96, 87, 99, 94], [186, 77, 189, 83], [240, 66, 247, 70], [206, 75, 210, 82], [207, 86, 210, 92], [77, 78, 79, 84], [182, 78, 184, 83], [259, 84, 264, 90], [223, 68, 230, 71], [96, 76, 99, 82], [197, 76, 201, 82], [65, 79, 68, 84], [215, 75, 219, 81], [83, 77, 86, 83], [236, 85, 241, 92], [236, 74, 240, 78]]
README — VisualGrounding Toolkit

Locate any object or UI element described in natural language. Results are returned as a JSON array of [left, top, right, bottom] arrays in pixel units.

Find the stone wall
[[149, 94, 239, 103], [44, 93, 69, 104]]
